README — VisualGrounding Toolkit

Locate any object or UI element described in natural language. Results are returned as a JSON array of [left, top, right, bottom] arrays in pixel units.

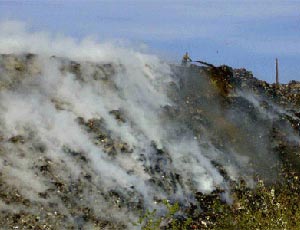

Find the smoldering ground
[[0, 21, 297, 229]]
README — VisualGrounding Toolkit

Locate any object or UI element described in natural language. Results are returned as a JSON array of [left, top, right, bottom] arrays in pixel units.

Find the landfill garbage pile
[[163, 64, 300, 229], [0, 54, 299, 230]]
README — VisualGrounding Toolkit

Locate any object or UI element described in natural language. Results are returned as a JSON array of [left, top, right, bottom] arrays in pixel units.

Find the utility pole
[[276, 58, 279, 86]]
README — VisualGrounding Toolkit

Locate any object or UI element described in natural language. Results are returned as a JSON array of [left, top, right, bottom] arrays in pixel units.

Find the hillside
[[0, 54, 299, 229]]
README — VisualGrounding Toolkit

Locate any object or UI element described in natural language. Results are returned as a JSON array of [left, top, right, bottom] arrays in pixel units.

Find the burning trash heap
[[0, 54, 299, 229]]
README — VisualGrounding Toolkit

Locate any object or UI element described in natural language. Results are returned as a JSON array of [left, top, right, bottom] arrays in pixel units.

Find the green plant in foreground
[[136, 200, 192, 230], [138, 174, 300, 230], [211, 179, 300, 230]]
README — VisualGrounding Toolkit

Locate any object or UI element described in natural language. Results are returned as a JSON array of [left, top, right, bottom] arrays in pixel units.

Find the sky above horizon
[[0, 0, 300, 83]]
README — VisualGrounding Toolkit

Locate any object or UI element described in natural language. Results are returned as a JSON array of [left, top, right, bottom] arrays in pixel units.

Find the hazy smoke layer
[[0, 21, 229, 228], [0, 21, 297, 229]]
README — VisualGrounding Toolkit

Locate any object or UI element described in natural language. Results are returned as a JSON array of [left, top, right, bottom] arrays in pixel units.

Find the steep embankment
[[0, 54, 299, 229]]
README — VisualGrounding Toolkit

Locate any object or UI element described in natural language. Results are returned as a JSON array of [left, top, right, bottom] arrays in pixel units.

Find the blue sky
[[1, 0, 300, 83]]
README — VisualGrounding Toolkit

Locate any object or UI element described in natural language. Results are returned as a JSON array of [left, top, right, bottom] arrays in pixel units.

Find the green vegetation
[[138, 174, 300, 230], [136, 200, 192, 230], [212, 178, 300, 230]]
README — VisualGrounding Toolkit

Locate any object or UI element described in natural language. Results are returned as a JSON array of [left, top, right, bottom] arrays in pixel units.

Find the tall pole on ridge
[[276, 58, 279, 86]]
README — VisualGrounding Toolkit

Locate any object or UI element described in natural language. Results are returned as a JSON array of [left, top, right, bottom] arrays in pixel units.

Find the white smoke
[[0, 20, 227, 228], [1, 19, 298, 229]]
